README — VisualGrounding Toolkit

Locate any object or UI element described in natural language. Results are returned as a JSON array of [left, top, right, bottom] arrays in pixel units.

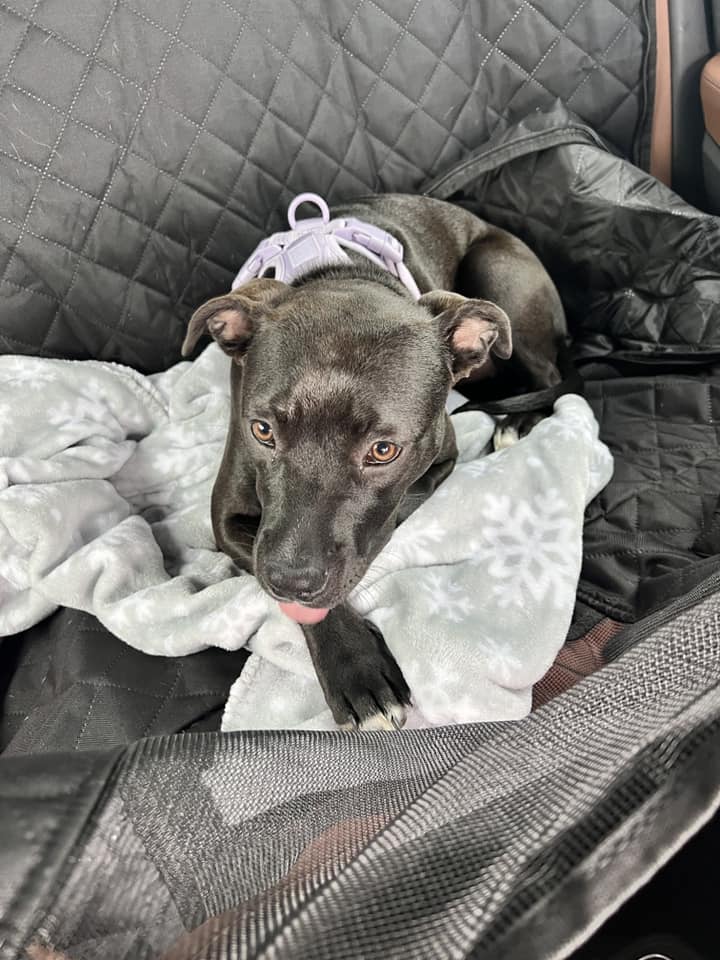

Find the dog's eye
[[365, 440, 401, 465], [251, 420, 275, 446]]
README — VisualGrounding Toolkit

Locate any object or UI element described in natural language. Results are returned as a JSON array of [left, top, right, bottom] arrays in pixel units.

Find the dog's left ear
[[420, 291, 512, 382], [181, 278, 287, 359]]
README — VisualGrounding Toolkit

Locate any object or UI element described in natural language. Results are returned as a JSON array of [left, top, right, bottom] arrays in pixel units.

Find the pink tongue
[[279, 602, 330, 625]]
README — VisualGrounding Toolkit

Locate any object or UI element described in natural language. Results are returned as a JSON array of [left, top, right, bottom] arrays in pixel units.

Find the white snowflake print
[[469, 488, 580, 609], [410, 657, 467, 722], [386, 517, 447, 566], [544, 401, 595, 445], [474, 632, 525, 685], [420, 570, 474, 623]]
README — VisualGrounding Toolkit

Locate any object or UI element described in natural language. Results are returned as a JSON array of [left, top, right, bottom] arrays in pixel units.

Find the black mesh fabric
[[14, 590, 720, 960]]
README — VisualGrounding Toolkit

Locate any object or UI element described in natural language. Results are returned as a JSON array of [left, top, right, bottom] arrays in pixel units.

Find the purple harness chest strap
[[232, 193, 421, 300]]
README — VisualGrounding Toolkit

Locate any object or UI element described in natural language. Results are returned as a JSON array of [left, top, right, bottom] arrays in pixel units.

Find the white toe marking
[[493, 425, 520, 451], [358, 703, 407, 732]]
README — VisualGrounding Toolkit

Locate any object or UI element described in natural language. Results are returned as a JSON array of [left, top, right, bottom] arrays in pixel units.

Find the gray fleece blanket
[[0, 346, 612, 729]]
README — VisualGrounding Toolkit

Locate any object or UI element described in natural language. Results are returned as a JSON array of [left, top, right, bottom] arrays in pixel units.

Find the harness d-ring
[[287, 192, 331, 228]]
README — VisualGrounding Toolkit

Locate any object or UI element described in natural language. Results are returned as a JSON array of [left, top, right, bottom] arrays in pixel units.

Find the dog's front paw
[[330, 629, 411, 731], [335, 670, 410, 731], [304, 609, 411, 731]]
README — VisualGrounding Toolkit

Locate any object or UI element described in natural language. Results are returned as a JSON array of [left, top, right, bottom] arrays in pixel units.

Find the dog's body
[[182, 194, 567, 729]]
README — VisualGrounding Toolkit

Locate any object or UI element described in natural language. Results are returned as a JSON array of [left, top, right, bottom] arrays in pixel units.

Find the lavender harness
[[232, 193, 421, 300]]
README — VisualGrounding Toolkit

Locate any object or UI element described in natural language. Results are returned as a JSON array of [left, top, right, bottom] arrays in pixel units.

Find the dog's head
[[183, 273, 511, 621]]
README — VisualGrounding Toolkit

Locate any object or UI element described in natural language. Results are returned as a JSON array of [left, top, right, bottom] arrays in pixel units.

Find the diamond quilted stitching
[[130, 0, 188, 30], [295, 96, 365, 175], [251, 0, 302, 51], [383, 32, 445, 105], [177, 133, 246, 208], [246, 113, 306, 191], [73, 61, 146, 142], [284, 16, 346, 90], [130, 96, 199, 178], [60, 262, 154, 343], [0, 156, 40, 218], [25, 178, 100, 252], [0, 0, 651, 370], [494, 3, 564, 73], [288, 128, 370, 199], [397, 0, 464, 56], [271, 61, 333, 137], [34, 0, 113, 40], [533, 33, 596, 100], [85, 204, 153, 275], [1, 0, 120, 349], [205, 78, 267, 155], [113, 0, 246, 333], [564, 0, 632, 69], [6, 230, 78, 307], [330, 47, 379, 112], [98, 3, 170, 87], [0, 6, 27, 67], [106, 155, 176, 226], [0, 288, 57, 352], [179, 0, 244, 66], [0, 213, 20, 277], [407, 60, 476, 146], [0, 86, 65, 167], [10, 25, 87, 109], [49, 121, 121, 197], [154, 179, 227, 253], [342, 2, 406, 73], [6, 211, 89, 293], [225, 28, 286, 103], [156, 43, 224, 126], [135, 232, 215, 301]]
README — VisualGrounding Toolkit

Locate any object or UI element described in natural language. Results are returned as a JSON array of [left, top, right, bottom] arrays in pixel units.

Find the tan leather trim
[[650, 0, 672, 186], [701, 54, 720, 146]]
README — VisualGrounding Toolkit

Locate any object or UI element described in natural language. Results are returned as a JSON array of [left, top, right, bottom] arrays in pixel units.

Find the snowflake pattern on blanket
[[468, 489, 581, 610], [0, 346, 613, 728]]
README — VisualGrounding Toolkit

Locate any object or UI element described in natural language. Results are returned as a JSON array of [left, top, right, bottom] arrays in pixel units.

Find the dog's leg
[[455, 230, 566, 451], [491, 344, 560, 449], [302, 605, 411, 730], [492, 411, 545, 450]]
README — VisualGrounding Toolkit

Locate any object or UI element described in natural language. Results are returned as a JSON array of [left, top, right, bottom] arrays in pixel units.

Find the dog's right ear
[[420, 291, 512, 382], [181, 278, 287, 360]]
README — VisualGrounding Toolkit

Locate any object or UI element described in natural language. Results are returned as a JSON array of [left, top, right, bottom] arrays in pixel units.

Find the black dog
[[182, 194, 566, 729]]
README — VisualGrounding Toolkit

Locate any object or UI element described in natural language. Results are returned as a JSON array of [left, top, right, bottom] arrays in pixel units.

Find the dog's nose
[[263, 562, 328, 602]]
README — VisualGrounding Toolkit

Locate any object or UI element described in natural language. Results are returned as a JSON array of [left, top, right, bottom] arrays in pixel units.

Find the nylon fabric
[[12, 591, 720, 960]]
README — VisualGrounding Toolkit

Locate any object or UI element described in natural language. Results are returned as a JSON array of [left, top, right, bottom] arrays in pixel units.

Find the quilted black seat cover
[[0, 0, 647, 371]]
